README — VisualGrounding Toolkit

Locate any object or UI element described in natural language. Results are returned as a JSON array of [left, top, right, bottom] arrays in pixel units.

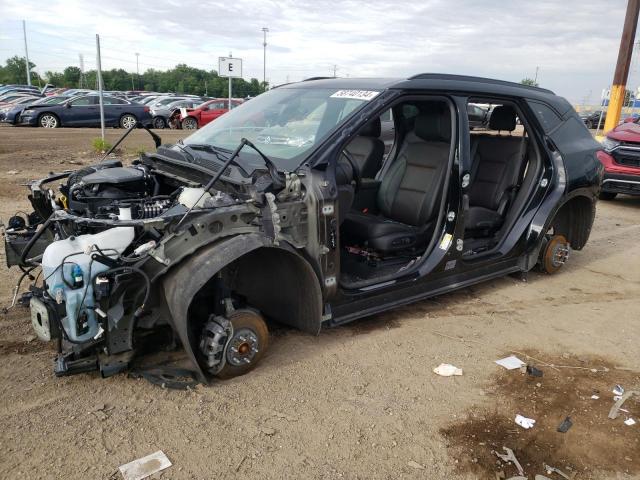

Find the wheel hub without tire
[[226, 328, 260, 366], [542, 234, 570, 273]]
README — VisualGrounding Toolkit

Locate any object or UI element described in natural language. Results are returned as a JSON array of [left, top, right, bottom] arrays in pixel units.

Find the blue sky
[[0, 0, 635, 104]]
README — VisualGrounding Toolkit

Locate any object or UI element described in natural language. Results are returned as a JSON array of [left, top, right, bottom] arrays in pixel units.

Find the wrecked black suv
[[4, 75, 603, 382]]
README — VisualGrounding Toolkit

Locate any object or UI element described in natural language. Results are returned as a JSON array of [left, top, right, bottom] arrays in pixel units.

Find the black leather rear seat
[[341, 104, 451, 253], [465, 105, 527, 232]]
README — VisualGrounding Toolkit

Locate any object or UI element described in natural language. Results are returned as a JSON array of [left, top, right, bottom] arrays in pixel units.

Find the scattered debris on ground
[[556, 416, 573, 433], [433, 363, 463, 376], [119, 450, 172, 480], [514, 414, 536, 429], [441, 351, 640, 479], [495, 355, 526, 370]]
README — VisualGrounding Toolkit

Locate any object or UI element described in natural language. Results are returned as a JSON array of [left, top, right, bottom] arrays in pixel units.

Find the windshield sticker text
[[330, 90, 380, 101]]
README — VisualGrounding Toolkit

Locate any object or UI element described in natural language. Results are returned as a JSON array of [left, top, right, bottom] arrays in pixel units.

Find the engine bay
[[3, 149, 304, 379]]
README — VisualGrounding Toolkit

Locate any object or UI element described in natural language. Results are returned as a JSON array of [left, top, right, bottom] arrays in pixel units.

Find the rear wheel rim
[[153, 117, 165, 129], [40, 115, 57, 128], [183, 118, 197, 129], [122, 115, 136, 129]]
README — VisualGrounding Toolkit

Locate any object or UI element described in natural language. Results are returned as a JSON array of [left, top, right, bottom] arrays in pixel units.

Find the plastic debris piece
[[609, 390, 640, 420], [544, 463, 571, 480], [495, 355, 526, 370], [407, 460, 425, 470], [535, 476, 553, 480], [119, 450, 172, 480], [433, 363, 463, 376], [526, 365, 543, 377], [591, 395, 600, 400], [613, 385, 625, 396], [624, 418, 636, 426], [494, 447, 524, 476], [514, 414, 536, 429], [557, 416, 573, 433]]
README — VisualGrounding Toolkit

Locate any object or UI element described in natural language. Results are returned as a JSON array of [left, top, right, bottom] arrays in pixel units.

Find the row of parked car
[[0, 84, 243, 130]]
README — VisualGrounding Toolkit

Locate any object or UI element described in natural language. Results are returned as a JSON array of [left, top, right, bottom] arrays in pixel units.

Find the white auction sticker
[[330, 90, 380, 101], [439, 233, 453, 251]]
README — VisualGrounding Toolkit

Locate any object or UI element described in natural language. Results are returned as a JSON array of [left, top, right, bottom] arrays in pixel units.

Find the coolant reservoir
[[41, 208, 135, 343], [178, 187, 211, 209]]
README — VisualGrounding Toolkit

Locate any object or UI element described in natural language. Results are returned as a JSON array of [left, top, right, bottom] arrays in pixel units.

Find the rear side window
[[528, 101, 562, 132]]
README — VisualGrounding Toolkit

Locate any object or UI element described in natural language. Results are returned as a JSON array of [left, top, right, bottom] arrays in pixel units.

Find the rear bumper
[[602, 172, 640, 195]]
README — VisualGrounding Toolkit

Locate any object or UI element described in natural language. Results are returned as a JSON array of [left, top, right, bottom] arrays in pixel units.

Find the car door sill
[[328, 261, 522, 327]]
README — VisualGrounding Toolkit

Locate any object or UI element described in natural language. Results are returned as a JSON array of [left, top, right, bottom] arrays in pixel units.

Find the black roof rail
[[303, 76, 336, 82], [408, 73, 555, 95]]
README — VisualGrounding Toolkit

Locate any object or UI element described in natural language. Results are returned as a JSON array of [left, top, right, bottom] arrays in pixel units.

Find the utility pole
[[333, 65, 338, 77], [135, 52, 140, 90], [262, 27, 269, 92], [228, 52, 233, 110], [22, 20, 31, 86], [79, 53, 85, 88], [604, 0, 640, 132], [534, 66, 539, 84], [96, 34, 105, 141]]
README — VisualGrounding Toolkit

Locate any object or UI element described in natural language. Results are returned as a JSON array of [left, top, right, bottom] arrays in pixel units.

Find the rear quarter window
[[527, 100, 562, 132]]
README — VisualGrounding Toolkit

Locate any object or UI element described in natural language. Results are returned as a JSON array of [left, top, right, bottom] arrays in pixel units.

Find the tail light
[[144, 106, 150, 112]]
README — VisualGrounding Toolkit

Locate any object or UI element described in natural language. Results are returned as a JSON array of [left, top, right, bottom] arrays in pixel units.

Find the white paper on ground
[[624, 418, 636, 426], [495, 355, 526, 370], [514, 414, 536, 429], [433, 363, 463, 376], [591, 395, 600, 400], [119, 450, 172, 480]]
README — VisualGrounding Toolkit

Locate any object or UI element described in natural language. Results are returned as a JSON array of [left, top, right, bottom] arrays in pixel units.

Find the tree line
[[0, 56, 266, 97]]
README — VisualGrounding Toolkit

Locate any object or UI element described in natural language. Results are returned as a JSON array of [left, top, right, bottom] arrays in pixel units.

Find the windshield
[[183, 87, 377, 171]]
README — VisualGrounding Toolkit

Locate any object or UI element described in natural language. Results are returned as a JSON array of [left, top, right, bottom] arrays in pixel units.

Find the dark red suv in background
[[598, 118, 640, 199]]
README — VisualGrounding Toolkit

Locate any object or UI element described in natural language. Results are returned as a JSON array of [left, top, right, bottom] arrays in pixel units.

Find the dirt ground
[[0, 125, 638, 480]]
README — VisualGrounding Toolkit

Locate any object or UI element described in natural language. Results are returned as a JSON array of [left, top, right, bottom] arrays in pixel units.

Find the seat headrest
[[359, 117, 381, 137], [414, 107, 451, 142], [489, 105, 516, 131]]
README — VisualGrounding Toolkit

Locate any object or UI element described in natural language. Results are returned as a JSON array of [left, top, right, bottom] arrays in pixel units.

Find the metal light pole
[[135, 52, 140, 89], [22, 20, 31, 86], [604, 0, 640, 131], [262, 27, 269, 92], [79, 53, 85, 88], [228, 52, 232, 110], [96, 34, 105, 141], [534, 66, 539, 84]]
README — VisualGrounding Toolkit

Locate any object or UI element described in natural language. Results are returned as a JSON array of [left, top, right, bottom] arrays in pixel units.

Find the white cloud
[[0, 0, 632, 102]]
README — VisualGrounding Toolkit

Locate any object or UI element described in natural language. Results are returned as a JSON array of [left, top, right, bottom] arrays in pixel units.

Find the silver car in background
[[150, 98, 205, 129]]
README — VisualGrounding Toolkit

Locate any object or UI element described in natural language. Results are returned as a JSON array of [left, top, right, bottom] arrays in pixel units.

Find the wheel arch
[[548, 192, 596, 251], [162, 233, 323, 380]]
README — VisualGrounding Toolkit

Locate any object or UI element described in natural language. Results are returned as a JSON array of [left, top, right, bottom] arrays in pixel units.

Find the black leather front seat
[[342, 107, 451, 253], [465, 105, 527, 232], [344, 117, 385, 178]]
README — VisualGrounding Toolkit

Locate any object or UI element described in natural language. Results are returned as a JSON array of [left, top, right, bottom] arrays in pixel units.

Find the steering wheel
[[340, 149, 361, 193]]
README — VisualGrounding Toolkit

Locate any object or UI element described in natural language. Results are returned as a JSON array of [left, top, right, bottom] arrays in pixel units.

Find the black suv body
[[4, 74, 603, 382]]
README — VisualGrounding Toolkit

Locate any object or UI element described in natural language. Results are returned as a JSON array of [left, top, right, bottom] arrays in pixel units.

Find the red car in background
[[597, 118, 640, 199], [173, 98, 243, 129]]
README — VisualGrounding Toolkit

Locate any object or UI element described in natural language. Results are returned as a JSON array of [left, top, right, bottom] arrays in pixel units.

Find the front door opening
[[336, 98, 455, 288]]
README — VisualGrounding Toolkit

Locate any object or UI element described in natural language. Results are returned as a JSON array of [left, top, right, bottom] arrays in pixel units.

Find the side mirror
[[65, 103, 72, 108]]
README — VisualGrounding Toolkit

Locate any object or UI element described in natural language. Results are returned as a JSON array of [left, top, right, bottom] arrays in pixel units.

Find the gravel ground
[[0, 125, 638, 479]]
